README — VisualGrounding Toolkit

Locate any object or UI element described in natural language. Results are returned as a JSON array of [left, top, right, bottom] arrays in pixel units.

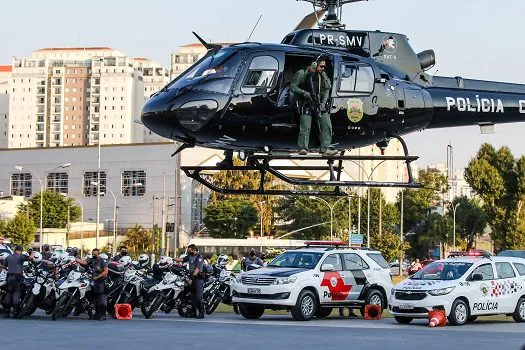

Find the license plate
[[399, 303, 414, 310], [247, 288, 261, 294]]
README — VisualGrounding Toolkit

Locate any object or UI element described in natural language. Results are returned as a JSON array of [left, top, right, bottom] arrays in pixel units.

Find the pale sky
[[2, 0, 524, 168]]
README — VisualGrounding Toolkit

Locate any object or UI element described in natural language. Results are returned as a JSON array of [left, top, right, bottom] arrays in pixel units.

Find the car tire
[[315, 307, 333, 318], [394, 316, 413, 324], [448, 299, 469, 326], [512, 297, 525, 322], [360, 289, 384, 317], [238, 304, 265, 320], [291, 290, 317, 321]]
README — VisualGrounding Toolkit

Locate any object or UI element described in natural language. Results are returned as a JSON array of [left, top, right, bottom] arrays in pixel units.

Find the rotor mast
[[298, 0, 368, 29]]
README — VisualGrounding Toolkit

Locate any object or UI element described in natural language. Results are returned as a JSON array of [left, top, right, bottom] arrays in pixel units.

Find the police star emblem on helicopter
[[347, 98, 364, 123]]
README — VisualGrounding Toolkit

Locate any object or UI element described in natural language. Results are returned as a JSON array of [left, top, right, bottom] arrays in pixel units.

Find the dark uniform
[[243, 255, 264, 271], [3, 253, 29, 317], [112, 254, 123, 262], [183, 253, 205, 317], [290, 67, 332, 152], [88, 255, 108, 318]]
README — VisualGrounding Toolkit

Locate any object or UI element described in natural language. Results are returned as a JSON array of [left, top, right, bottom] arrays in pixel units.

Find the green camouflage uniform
[[290, 68, 332, 151]]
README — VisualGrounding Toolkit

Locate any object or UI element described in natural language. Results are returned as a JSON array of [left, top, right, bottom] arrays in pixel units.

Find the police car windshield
[[411, 261, 473, 280], [166, 49, 242, 94], [267, 252, 323, 269]]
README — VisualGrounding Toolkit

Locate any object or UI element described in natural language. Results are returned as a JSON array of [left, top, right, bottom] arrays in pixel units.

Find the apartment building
[[133, 58, 171, 142], [8, 47, 152, 148], [0, 65, 11, 148]]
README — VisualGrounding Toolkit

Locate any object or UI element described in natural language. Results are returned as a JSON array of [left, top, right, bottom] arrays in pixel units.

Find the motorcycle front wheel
[[141, 293, 163, 319]]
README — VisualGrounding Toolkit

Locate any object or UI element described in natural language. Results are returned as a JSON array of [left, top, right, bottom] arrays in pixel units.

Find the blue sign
[[350, 234, 364, 245]]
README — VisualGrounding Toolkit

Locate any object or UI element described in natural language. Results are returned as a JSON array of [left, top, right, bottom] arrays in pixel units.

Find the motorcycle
[[51, 269, 94, 320], [19, 264, 59, 317], [112, 268, 147, 312], [205, 265, 238, 315], [140, 265, 186, 319]]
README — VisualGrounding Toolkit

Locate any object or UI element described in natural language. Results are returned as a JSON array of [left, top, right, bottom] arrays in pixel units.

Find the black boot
[[93, 305, 101, 320], [196, 302, 205, 319], [13, 305, 22, 319], [98, 306, 107, 321], [3, 307, 10, 319], [216, 151, 233, 169]]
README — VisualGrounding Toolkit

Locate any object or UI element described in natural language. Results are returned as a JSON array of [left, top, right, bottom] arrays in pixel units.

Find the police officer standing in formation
[[290, 56, 337, 156], [175, 244, 205, 319], [0, 245, 35, 318], [42, 244, 52, 261], [112, 245, 128, 262], [76, 248, 108, 320]]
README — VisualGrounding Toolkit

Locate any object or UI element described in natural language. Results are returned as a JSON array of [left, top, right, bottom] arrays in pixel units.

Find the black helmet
[[68, 247, 79, 257]]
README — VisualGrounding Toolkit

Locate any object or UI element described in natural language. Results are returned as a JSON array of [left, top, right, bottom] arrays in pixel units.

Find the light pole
[[309, 196, 348, 241], [91, 181, 116, 254], [61, 193, 84, 257], [452, 202, 461, 251], [399, 190, 404, 276], [15, 163, 70, 251]]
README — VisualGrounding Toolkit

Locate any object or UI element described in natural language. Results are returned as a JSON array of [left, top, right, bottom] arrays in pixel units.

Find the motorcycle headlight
[[428, 286, 455, 296], [37, 276, 45, 284], [273, 276, 297, 285]]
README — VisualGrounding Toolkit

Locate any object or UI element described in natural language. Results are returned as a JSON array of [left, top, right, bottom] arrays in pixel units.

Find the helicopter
[[141, 0, 525, 196]]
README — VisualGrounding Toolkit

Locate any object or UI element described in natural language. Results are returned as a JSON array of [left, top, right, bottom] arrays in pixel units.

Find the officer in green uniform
[[290, 57, 336, 155]]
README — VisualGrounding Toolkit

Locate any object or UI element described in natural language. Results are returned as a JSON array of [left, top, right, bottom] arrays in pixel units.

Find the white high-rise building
[[8, 47, 154, 148], [133, 58, 171, 143], [170, 42, 234, 79], [0, 65, 11, 148]]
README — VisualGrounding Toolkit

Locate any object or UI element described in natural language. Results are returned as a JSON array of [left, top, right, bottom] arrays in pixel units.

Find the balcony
[[36, 125, 44, 132], [37, 88, 46, 95], [52, 78, 62, 86], [53, 88, 61, 95], [37, 116, 44, 123], [37, 98, 45, 104]]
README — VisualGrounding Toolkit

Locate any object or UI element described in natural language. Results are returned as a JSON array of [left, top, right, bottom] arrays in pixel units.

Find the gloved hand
[[303, 92, 313, 101]]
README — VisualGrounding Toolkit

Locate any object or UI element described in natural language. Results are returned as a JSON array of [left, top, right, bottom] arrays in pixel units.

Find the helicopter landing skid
[[181, 152, 420, 197]]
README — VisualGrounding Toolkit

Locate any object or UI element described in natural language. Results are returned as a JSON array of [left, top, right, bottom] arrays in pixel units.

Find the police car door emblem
[[330, 276, 338, 288]]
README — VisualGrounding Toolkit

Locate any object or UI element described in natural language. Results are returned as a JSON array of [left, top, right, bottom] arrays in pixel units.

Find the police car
[[389, 250, 525, 325], [231, 241, 393, 321]]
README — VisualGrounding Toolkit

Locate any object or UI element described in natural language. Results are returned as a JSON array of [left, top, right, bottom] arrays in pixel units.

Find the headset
[[310, 54, 325, 70]]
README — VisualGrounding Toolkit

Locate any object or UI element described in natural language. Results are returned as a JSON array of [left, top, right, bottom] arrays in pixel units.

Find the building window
[[83, 171, 106, 197], [47, 172, 69, 194], [121, 170, 146, 196], [11, 173, 33, 197]]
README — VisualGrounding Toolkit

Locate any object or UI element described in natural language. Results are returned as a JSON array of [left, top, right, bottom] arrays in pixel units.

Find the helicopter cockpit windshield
[[167, 49, 244, 95]]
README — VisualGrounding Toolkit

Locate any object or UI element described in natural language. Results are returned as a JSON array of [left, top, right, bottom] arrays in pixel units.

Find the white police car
[[389, 250, 525, 325], [232, 241, 393, 321]]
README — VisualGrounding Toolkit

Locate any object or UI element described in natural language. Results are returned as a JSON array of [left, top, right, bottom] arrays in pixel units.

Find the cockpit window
[[166, 49, 243, 95], [339, 64, 375, 94], [242, 55, 279, 94]]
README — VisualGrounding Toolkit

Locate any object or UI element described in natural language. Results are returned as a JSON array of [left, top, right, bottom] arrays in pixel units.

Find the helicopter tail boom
[[425, 76, 525, 129]]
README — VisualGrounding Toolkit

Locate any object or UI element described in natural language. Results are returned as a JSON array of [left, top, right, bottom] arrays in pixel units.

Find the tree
[[371, 232, 410, 263], [204, 198, 258, 238], [447, 196, 487, 250], [4, 213, 36, 248], [23, 190, 81, 229], [123, 224, 151, 253], [465, 144, 525, 251]]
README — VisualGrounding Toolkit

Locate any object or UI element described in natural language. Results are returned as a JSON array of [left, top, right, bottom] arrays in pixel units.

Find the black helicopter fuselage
[[141, 29, 525, 153]]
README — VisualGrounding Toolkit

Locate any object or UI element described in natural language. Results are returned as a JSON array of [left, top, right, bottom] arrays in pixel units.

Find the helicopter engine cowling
[[417, 50, 435, 70]]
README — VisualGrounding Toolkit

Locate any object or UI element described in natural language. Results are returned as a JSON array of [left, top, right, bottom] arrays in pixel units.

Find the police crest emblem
[[347, 98, 364, 123]]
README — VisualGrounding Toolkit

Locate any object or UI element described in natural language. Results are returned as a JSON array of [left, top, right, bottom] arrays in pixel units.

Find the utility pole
[[66, 204, 70, 248], [399, 190, 404, 276], [174, 148, 181, 256], [379, 190, 382, 236], [161, 173, 166, 256], [152, 195, 156, 265]]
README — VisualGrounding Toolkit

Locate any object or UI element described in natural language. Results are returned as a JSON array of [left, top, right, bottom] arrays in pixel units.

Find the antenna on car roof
[[246, 14, 263, 42]]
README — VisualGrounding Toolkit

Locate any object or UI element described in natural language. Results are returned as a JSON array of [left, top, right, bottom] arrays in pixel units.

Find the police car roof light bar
[[448, 250, 492, 258], [305, 241, 346, 247]]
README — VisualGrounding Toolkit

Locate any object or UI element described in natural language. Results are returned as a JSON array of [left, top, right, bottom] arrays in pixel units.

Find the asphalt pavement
[[1, 311, 524, 350]]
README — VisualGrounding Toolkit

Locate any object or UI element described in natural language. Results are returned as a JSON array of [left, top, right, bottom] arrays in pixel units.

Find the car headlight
[[273, 276, 297, 285], [391, 288, 396, 295], [428, 286, 455, 296]]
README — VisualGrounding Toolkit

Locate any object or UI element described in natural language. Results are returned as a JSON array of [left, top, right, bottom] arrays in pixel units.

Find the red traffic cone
[[428, 310, 446, 327], [115, 304, 133, 320], [364, 304, 382, 320]]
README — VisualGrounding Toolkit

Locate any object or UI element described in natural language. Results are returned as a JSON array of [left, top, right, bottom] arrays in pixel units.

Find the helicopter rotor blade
[[293, 9, 327, 31]]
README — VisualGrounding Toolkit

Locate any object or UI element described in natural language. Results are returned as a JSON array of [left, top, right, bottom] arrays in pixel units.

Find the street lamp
[[61, 193, 84, 257], [91, 181, 116, 254], [309, 196, 348, 241], [452, 202, 461, 251], [14, 163, 70, 251]]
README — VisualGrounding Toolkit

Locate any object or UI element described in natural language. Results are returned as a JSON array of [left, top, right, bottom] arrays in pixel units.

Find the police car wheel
[[512, 297, 525, 322], [394, 316, 413, 324], [238, 304, 265, 319], [291, 290, 317, 321], [448, 299, 469, 326], [360, 289, 384, 317]]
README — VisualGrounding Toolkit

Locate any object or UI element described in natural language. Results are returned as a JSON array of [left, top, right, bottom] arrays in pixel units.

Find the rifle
[[304, 72, 322, 118]]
